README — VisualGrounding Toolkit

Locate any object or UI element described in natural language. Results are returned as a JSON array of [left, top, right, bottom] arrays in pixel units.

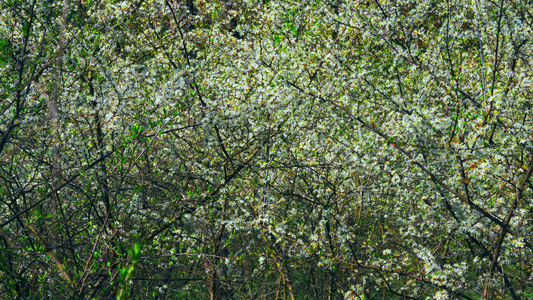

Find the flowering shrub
[[1, 0, 533, 299]]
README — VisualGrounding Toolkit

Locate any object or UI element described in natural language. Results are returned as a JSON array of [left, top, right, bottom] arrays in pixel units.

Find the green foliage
[[117, 241, 143, 300], [0, 38, 11, 67]]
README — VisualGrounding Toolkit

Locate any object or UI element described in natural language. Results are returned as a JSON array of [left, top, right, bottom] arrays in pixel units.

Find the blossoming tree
[[1, 0, 533, 299]]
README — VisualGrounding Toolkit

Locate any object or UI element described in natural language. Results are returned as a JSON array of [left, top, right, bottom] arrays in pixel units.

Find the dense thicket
[[2, 0, 533, 299]]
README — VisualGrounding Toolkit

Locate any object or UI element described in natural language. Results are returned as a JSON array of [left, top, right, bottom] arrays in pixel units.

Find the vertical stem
[[473, 0, 487, 104], [48, 0, 70, 289], [48, 0, 69, 216]]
